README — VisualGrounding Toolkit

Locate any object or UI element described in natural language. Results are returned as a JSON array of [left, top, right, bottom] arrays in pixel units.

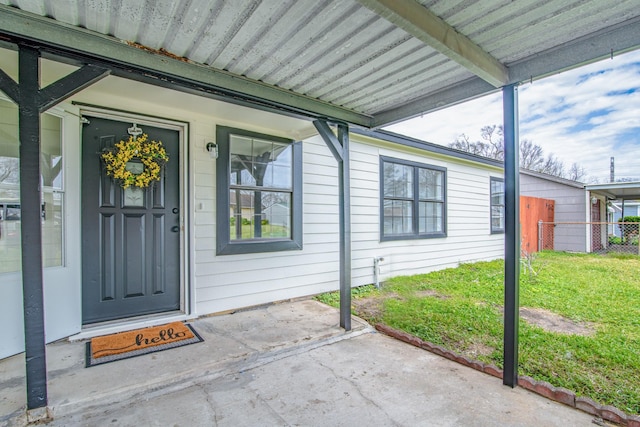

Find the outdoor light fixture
[[591, 196, 598, 205], [206, 142, 218, 159]]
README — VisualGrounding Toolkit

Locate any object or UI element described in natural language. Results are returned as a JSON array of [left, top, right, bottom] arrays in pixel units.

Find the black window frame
[[490, 177, 505, 234], [216, 126, 302, 255], [380, 156, 447, 241]]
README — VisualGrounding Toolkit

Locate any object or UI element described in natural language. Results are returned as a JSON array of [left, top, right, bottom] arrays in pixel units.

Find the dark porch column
[[314, 120, 352, 331], [0, 44, 109, 411], [18, 45, 48, 411], [502, 84, 520, 387]]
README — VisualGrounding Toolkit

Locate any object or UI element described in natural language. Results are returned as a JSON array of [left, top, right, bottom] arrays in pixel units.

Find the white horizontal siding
[[349, 135, 504, 287], [63, 80, 505, 318], [192, 134, 342, 315]]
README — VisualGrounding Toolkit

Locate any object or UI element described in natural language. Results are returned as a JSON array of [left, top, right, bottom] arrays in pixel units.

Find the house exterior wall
[[1, 74, 505, 358], [349, 134, 504, 286], [519, 172, 588, 252], [612, 203, 640, 221], [194, 134, 342, 315], [196, 132, 505, 314]]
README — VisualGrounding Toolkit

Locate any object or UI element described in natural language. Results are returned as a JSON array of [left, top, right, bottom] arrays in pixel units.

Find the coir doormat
[[85, 321, 203, 367]]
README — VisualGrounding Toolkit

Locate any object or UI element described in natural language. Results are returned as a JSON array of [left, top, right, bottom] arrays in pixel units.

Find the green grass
[[316, 251, 640, 415], [230, 223, 289, 239]]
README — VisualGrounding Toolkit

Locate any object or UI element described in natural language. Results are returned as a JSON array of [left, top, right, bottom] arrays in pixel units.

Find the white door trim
[[77, 106, 192, 332]]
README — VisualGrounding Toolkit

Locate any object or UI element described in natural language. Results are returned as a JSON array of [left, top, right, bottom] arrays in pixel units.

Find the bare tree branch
[[448, 125, 587, 181]]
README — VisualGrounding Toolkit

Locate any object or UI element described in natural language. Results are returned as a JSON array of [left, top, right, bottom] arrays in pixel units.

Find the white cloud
[[385, 49, 640, 182]]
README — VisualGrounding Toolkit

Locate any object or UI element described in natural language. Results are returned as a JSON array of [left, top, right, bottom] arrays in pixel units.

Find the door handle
[[172, 208, 179, 214], [171, 226, 180, 233]]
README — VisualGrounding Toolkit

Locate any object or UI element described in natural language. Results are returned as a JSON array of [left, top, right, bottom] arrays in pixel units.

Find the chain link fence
[[538, 221, 640, 255]]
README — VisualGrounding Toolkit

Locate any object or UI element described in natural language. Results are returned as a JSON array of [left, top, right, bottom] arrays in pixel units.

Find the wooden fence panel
[[520, 196, 554, 253]]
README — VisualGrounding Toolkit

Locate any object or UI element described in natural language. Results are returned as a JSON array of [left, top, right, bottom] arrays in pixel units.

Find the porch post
[[313, 120, 352, 331], [0, 44, 110, 412], [502, 83, 520, 387], [18, 45, 48, 410], [337, 124, 352, 331]]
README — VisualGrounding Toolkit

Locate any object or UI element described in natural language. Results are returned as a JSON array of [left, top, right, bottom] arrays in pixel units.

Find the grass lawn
[[316, 251, 640, 415], [230, 223, 289, 239]]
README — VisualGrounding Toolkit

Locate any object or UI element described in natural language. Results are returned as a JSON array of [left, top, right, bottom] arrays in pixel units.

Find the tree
[[0, 157, 19, 184], [520, 139, 544, 170], [567, 162, 588, 182], [449, 125, 586, 181]]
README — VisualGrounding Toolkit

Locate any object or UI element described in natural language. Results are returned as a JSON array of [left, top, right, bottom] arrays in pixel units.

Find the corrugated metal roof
[[0, 0, 639, 126]]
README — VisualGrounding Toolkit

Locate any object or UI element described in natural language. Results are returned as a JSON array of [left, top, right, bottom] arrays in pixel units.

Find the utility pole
[[610, 157, 615, 182]]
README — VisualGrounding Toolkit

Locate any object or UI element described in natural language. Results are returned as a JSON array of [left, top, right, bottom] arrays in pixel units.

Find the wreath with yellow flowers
[[101, 134, 169, 189]]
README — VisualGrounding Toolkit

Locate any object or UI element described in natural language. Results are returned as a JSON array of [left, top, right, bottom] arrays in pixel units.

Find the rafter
[[356, 0, 509, 88]]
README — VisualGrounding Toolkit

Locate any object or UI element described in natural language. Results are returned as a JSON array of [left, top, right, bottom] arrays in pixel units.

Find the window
[[0, 98, 64, 273], [490, 177, 505, 234], [380, 156, 446, 241], [216, 126, 302, 255]]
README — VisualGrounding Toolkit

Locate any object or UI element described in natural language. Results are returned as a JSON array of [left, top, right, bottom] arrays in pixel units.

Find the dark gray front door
[[81, 116, 181, 324]]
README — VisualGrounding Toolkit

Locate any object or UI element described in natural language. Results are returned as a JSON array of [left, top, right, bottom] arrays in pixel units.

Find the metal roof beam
[[372, 77, 496, 127], [356, 0, 509, 88], [508, 16, 640, 84], [372, 16, 640, 128], [0, 5, 373, 127]]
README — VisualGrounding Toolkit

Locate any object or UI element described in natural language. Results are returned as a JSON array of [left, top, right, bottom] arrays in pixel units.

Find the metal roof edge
[[351, 127, 504, 168], [586, 181, 640, 190], [373, 17, 640, 128], [519, 168, 585, 188]]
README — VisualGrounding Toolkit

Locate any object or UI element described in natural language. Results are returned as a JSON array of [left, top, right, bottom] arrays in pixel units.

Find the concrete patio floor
[[1, 299, 597, 426]]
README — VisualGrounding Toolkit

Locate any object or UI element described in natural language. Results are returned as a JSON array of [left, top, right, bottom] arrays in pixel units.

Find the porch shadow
[[0, 299, 371, 424]]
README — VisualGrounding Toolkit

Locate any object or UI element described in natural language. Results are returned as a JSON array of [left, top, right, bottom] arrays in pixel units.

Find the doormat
[[85, 321, 203, 367]]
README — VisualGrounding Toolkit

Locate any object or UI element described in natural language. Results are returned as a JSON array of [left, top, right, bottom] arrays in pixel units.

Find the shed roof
[[519, 168, 585, 189], [0, 1, 639, 127]]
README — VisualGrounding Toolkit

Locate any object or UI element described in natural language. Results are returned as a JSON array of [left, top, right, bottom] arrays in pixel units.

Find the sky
[[385, 49, 640, 184]]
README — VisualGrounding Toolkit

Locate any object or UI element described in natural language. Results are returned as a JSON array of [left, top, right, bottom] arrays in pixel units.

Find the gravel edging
[[375, 323, 640, 427]]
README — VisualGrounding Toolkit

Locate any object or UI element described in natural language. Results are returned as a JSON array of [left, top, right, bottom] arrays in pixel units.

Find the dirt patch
[[354, 291, 595, 337], [519, 307, 596, 336], [415, 289, 450, 299], [352, 293, 402, 322], [466, 342, 495, 358]]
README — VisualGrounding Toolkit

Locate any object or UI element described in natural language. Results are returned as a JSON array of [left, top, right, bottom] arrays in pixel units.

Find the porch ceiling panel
[[0, 0, 639, 128]]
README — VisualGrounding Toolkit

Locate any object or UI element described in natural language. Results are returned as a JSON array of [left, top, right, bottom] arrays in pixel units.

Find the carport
[[587, 181, 640, 250], [1, 0, 639, 416], [587, 182, 640, 205]]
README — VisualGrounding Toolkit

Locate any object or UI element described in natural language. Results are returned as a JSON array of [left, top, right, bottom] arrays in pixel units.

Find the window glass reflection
[[0, 99, 64, 273], [228, 133, 293, 241]]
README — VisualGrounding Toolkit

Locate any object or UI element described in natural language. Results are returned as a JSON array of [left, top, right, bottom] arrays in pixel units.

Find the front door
[[81, 116, 181, 324]]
